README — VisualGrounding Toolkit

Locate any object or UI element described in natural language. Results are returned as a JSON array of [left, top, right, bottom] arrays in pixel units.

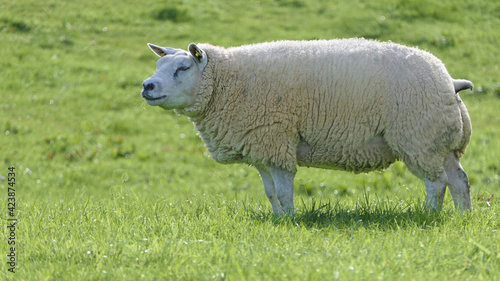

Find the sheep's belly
[[296, 136, 397, 173]]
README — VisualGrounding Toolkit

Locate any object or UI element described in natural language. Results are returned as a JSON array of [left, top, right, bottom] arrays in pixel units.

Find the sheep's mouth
[[142, 92, 167, 101], [142, 92, 168, 106], [143, 95, 167, 101]]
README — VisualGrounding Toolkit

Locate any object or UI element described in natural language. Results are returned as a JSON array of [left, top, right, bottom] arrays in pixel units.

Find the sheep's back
[[199, 39, 461, 171]]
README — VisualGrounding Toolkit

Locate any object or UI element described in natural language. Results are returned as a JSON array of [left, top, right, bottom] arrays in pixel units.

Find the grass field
[[1, 0, 499, 280]]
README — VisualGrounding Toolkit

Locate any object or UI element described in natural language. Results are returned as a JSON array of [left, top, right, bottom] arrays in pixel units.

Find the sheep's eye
[[174, 66, 190, 77]]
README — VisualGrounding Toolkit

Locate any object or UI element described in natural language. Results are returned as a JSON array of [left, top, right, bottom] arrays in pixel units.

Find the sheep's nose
[[143, 82, 155, 91]]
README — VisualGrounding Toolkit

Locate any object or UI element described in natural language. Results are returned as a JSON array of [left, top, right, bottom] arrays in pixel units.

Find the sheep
[[141, 39, 473, 216]]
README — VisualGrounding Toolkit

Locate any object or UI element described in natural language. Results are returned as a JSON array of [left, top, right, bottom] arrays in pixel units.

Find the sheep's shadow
[[246, 199, 455, 230]]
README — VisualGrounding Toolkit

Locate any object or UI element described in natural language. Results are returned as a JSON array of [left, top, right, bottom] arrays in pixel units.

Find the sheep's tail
[[452, 79, 473, 158], [453, 79, 473, 93]]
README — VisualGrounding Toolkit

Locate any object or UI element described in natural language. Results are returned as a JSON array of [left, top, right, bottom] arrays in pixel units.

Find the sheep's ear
[[147, 43, 177, 57], [188, 43, 207, 67]]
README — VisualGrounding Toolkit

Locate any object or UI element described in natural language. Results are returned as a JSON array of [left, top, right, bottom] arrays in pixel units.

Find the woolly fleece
[[180, 39, 471, 182]]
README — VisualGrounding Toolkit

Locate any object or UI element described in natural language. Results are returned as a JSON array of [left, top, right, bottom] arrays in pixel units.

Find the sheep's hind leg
[[424, 173, 447, 211], [444, 152, 472, 210], [399, 152, 447, 211]]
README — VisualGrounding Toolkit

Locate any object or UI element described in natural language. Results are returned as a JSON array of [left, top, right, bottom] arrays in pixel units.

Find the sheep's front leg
[[255, 166, 296, 217], [255, 166, 282, 215], [270, 166, 296, 216]]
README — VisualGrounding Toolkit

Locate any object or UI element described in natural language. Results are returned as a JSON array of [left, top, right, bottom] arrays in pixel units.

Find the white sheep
[[141, 39, 473, 216]]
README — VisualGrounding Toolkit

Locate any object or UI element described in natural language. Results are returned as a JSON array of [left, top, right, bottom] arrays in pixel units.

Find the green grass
[[1, 0, 499, 280]]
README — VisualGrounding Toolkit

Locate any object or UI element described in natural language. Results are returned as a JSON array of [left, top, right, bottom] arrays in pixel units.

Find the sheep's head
[[141, 43, 207, 110]]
